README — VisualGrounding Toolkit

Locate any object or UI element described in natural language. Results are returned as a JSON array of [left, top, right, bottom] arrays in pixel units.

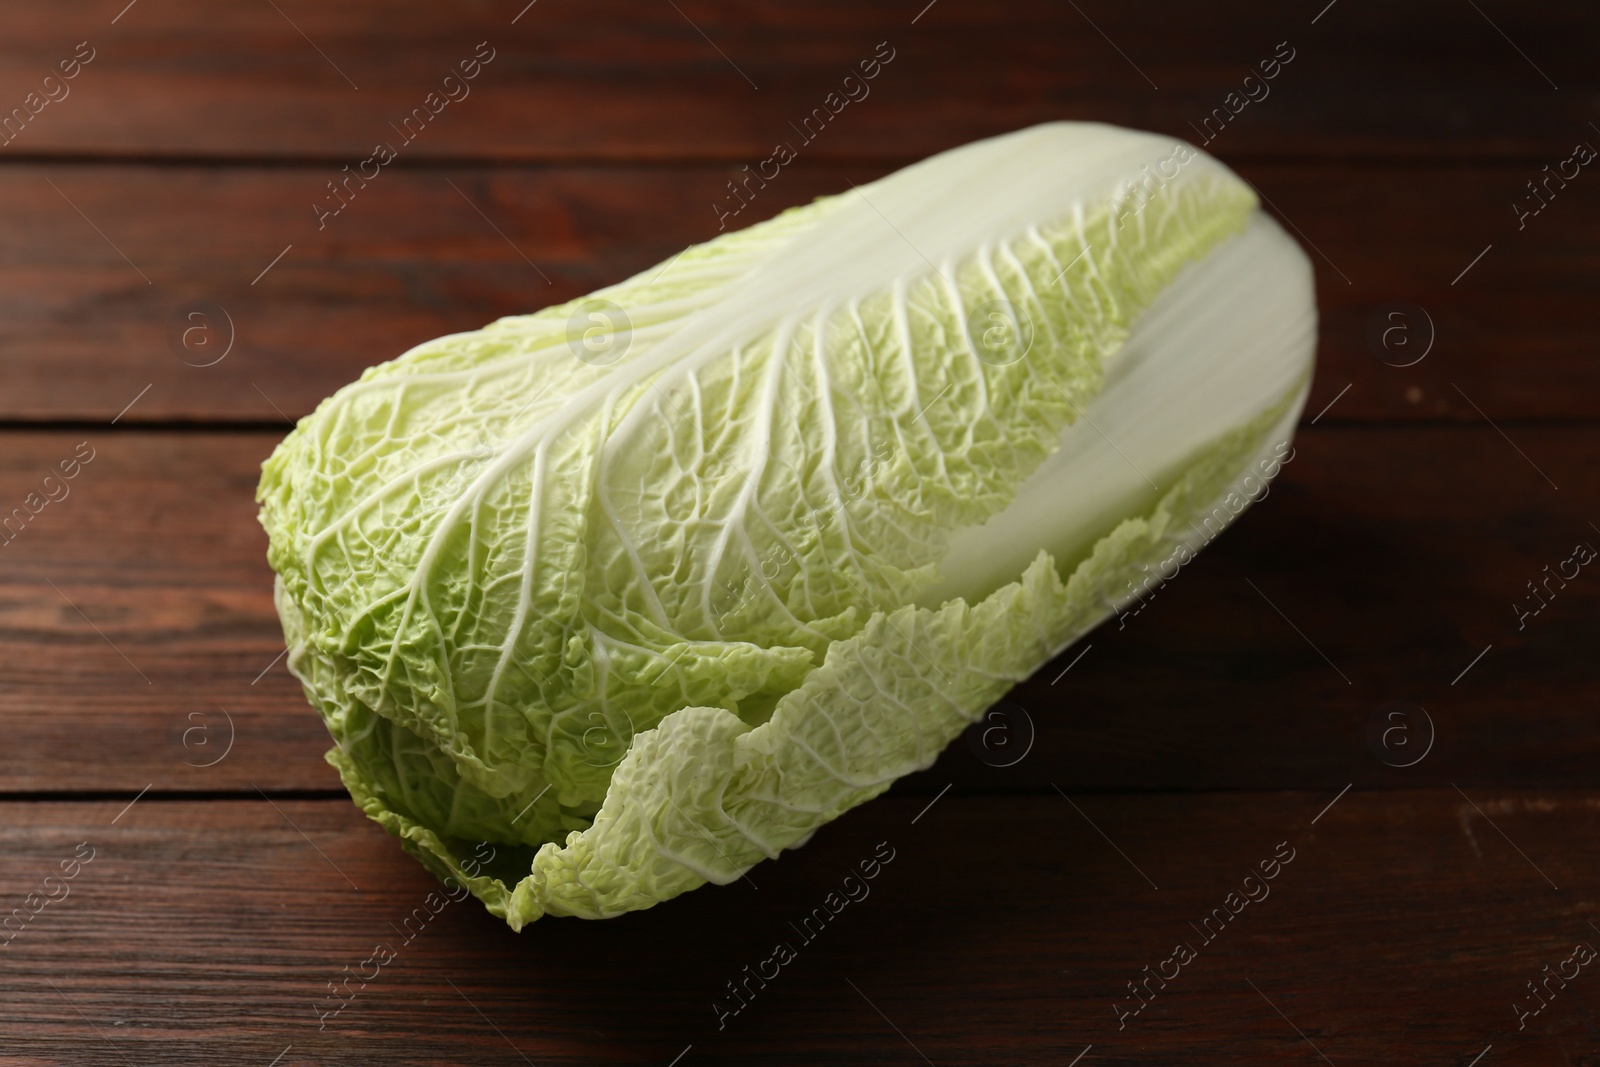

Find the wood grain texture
[[1, 1, 1595, 1062], [0, 160, 1593, 423], [2, 424, 1595, 795], [0, 0, 1591, 162], [1, 792, 1595, 1065]]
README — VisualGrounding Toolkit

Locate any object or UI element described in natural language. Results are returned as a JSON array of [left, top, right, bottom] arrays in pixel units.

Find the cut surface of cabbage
[[258, 122, 1316, 926]]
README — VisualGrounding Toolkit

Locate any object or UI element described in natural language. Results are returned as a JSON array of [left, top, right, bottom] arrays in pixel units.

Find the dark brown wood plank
[[1, 791, 1594, 1064], [0, 431, 336, 792], [0, 0, 1591, 162], [2, 424, 1595, 794], [0, 160, 1593, 424]]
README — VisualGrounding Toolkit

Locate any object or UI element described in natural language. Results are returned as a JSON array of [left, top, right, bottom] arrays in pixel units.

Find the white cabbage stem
[[928, 211, 1317, 607]]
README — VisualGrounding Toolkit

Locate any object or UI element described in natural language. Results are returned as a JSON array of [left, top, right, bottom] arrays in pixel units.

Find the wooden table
[[2, 2, 1596, 1063]]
